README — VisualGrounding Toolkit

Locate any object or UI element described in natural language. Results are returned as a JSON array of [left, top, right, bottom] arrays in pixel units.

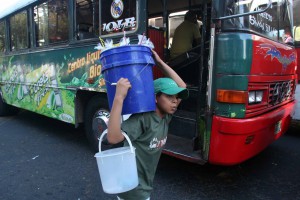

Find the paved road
[[0, 111, 300, 200], [293, 84, 300, 120]]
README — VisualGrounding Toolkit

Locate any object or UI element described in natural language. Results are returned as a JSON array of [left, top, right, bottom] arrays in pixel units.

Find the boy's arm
[[107, 78, 131, 144], [152, 50, 186, 89]]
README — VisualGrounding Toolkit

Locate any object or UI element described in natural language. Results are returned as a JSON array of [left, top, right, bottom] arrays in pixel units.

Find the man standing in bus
[[106, 50, 188, 200], [170, 10, 201, 59]]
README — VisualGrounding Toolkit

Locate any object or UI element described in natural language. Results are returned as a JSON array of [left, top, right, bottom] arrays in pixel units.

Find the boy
[[107, 50, 189, 200]]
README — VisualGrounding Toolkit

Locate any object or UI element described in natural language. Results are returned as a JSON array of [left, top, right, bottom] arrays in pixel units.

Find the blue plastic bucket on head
[[100, 45, 156, 115]]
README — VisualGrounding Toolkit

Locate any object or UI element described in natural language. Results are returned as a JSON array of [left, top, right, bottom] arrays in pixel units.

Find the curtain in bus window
[[76, 0, 99, 40], [34, 0, 68, 46], [10, 11, 28, 50], [100, 0, 137, 36], [0, 21, 5, 53]]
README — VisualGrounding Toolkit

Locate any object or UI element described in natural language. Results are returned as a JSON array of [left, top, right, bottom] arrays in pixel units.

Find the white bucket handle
[[98, 129, 134, 153]]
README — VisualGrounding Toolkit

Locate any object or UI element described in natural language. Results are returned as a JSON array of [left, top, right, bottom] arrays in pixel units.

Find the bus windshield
[[213, 0, 293, 43], [294, 0, 300, 45]]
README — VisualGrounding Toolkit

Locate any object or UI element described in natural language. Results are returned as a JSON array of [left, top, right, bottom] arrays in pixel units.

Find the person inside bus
[[283, 26, 293, 44], [169, 10, 201, 60], [106, 50, 188, 200]]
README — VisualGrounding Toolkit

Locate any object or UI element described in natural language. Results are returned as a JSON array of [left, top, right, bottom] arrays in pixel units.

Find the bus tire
[[84, 95, 110, 152], [0, 93, 19, 116]]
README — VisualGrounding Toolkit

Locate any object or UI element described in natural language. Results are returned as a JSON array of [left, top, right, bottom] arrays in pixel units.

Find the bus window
[[10, 11, 28, 50], [168, 10, 203, 49], [148, 17, 163, 28], [168, 11, 187, 49], [0, 21, 5, 53], [100, 0, 137, 36], [278, 0, 293, 44], [294, 0, 300, 82], [220, 0, 281, 41], [34, 0, 68, 47], [34, 2, 48, 47], [76, 0, 99, 40]]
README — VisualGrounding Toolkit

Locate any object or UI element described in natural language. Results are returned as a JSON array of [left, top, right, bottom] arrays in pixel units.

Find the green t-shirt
[[118, 112, 172, 200], [170, 20, 201, 59]]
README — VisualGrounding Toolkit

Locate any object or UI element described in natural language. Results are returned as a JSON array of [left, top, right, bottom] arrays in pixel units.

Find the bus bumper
[[209, 101, 296, 166]]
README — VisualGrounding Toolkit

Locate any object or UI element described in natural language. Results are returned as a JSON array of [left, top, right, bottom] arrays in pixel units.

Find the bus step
[[163, 134, 206, 165], [187, 86, 199, 92], [173, 109, 196, 119], [170, 110, 196, 139]]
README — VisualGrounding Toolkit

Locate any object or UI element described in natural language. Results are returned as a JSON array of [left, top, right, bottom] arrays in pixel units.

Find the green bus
[[0, 0, 297, 165]]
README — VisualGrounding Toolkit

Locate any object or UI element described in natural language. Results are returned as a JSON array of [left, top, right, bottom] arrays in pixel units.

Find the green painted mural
[[0, 46, 106, 124]]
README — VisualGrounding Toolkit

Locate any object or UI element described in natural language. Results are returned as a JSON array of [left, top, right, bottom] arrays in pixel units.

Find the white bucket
[[94, 130, 138, 194]]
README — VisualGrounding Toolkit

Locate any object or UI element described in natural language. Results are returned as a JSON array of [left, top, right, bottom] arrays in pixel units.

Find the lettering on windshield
[[250, 11, 278, 35]]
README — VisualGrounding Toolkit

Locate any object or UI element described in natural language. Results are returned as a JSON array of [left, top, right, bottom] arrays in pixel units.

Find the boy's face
[[156, 93, 180, 115]]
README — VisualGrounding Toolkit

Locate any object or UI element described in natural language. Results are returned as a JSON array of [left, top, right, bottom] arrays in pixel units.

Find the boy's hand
[[115, 78, 131, 100], [151, 49, 162, 67]]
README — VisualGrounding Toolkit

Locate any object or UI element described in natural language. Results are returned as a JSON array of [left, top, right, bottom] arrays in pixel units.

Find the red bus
[[0, 0, 297, 165]]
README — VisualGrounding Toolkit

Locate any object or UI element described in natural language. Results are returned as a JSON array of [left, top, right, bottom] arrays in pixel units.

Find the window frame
[[9, 10, 30, 51], [0, 20, 7, 53]]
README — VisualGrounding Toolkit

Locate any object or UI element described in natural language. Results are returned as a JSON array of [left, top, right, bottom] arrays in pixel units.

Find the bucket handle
[[105, 63, 150, 86], [98, 129, 135, 153]]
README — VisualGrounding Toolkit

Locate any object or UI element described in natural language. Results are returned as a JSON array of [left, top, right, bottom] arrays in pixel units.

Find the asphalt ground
[[0, 110, 300, 200]]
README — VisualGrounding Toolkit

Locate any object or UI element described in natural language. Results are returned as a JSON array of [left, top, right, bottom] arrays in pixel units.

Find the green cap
[[154, 78, 189, 99]]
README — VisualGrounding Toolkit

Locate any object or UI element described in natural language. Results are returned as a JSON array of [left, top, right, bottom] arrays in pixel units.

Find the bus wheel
[[84, 95, 110, 152], [0, 93, 19, 116]]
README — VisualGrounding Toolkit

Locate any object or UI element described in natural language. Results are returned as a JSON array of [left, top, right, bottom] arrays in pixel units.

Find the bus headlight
[[248, 91, 263, 104]]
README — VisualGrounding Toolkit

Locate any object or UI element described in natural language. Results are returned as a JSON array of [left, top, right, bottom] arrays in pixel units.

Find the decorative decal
[[0, 47, 106, 125], [111, 0, 124, 19], [256, 43, 296, 70], [149, 136, 167, 150]]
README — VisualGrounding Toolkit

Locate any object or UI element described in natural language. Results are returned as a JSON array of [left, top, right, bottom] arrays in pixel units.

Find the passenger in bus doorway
[[107, 50, 189, 200], [170, 10, 201, 59], [283, 26, 293, 44]]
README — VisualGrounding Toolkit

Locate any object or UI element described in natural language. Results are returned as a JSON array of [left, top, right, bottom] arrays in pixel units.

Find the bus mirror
[[215, 0, 273, 21]]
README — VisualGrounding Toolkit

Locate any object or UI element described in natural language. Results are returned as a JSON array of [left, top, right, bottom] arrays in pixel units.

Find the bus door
[[147, 0, 211, 164]]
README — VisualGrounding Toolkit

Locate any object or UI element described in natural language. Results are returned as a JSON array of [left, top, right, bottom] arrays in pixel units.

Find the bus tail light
[[216, 90, 247, 104]]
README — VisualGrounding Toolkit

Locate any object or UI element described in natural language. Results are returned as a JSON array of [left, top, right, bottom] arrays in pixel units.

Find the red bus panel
[[209, 101, 296, 165]]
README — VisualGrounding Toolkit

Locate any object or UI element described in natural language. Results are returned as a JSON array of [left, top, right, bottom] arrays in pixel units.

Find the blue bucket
[[100, 45, 156, 115]]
